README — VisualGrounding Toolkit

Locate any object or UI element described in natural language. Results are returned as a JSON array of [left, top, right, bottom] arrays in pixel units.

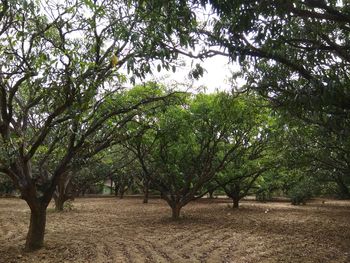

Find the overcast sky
[[126, 54, 243, 93]]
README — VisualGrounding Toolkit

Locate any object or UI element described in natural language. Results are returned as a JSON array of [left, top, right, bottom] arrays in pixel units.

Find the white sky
[[129, 55, 243, 93]]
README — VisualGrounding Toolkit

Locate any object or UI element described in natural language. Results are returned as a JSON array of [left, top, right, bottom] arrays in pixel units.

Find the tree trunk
[[208, 190, 214, 199], [110, 178, 113, 195], [143, 180, 149, 204], [54, 173, 73, 211], [119, 188, 124, 199], [232, 198, 239, 209], [143, 189, 149, 203], [171, 204, 182, 220], [25, 205, 47, 251], [231, 184, 240, 209], [54, 195, 65, 212], [336, 178, 350, 199], [53, 188, 72, 211], [114, 183, 119, 197]]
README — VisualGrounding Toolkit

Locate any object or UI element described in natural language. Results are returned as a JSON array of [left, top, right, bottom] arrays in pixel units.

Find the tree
[[51, 82, 179, 209], [216, 150, 271, 209], [69, 159, 108, 197], [123, 127, 161, 203], [129, 0, 350, 197], [188, 0, 350, 199], [0, 1, 186, 251], [126, 92, 269, 219], [255, 170, 284, 202], [121, 131, 154, 203], [214, 95, 275, 208], [283, 118, 350, 199], [120, 82, 185, 204], [148, 0, 350, 201], [52, 156, 111, 211], [190, 0, 349, 125], [252, 115, 350, 204]]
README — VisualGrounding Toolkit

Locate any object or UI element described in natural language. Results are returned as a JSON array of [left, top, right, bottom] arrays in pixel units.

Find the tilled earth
[[0, 197, 349, 263]]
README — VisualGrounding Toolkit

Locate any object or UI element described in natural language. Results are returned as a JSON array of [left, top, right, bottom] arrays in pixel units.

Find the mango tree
[[215, 101, 278, 208], [0, 0, 189, 251], [282, 118, 350, 200], [199, 0, 350, 193], [216, 153, 272, 209], [126, 92, 267, 219]]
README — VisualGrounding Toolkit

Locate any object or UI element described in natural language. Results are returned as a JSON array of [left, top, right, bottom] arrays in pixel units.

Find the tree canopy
[[0, 0, 349, 253]]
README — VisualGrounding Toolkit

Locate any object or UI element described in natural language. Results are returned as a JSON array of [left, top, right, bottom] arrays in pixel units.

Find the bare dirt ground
[[0, 197, 350, 263]]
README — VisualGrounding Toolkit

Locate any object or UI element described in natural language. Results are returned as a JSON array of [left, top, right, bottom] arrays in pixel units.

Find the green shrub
[[288, 185, 312, 205], [256, 189, 272, 202], [0, 174, 15, 195]]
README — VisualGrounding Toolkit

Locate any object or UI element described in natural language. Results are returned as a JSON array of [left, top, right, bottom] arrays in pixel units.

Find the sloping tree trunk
[[22, 180, 52, 252], [53, 193, 71, 212], [13, 161, 52, 251], [53, 172, 73, 211], [25, 203, 47, 251]]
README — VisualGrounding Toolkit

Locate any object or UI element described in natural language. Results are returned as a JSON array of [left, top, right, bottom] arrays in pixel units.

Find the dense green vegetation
[[0, 0, 349, 252]]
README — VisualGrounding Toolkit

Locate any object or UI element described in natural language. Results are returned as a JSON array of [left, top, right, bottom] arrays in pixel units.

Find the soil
[[0, 197, 350, 263]]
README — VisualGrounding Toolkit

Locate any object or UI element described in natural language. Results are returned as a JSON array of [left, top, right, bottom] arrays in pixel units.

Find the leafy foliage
[[0, 0, 193, 250], [0, 172, 15, 195], [195, 0, 350, 128]]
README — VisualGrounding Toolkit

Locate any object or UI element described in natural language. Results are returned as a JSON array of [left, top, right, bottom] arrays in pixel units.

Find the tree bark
[[119, 188, 125, 199], [55, 198, 64, 212], [54, 195, 65, 212], [143, 180, 149, 204], [143, 189, 149, 203], [25, 205, 47, 251], [53, 187, 72, 211], [232, 198, 239, 209], [114, 182, 119, 197], [53, 172, 73, 211], [171, 204, 182, 220], [231, 184, 240, 209]]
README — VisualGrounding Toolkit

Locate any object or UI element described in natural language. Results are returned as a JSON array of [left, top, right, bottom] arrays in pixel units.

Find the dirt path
[[0, 198, 349, 263]]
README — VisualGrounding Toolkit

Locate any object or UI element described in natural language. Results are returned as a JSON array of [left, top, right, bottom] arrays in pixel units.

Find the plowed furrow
[[95, 242, 114, 263], [170, 228, 214, 250]]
